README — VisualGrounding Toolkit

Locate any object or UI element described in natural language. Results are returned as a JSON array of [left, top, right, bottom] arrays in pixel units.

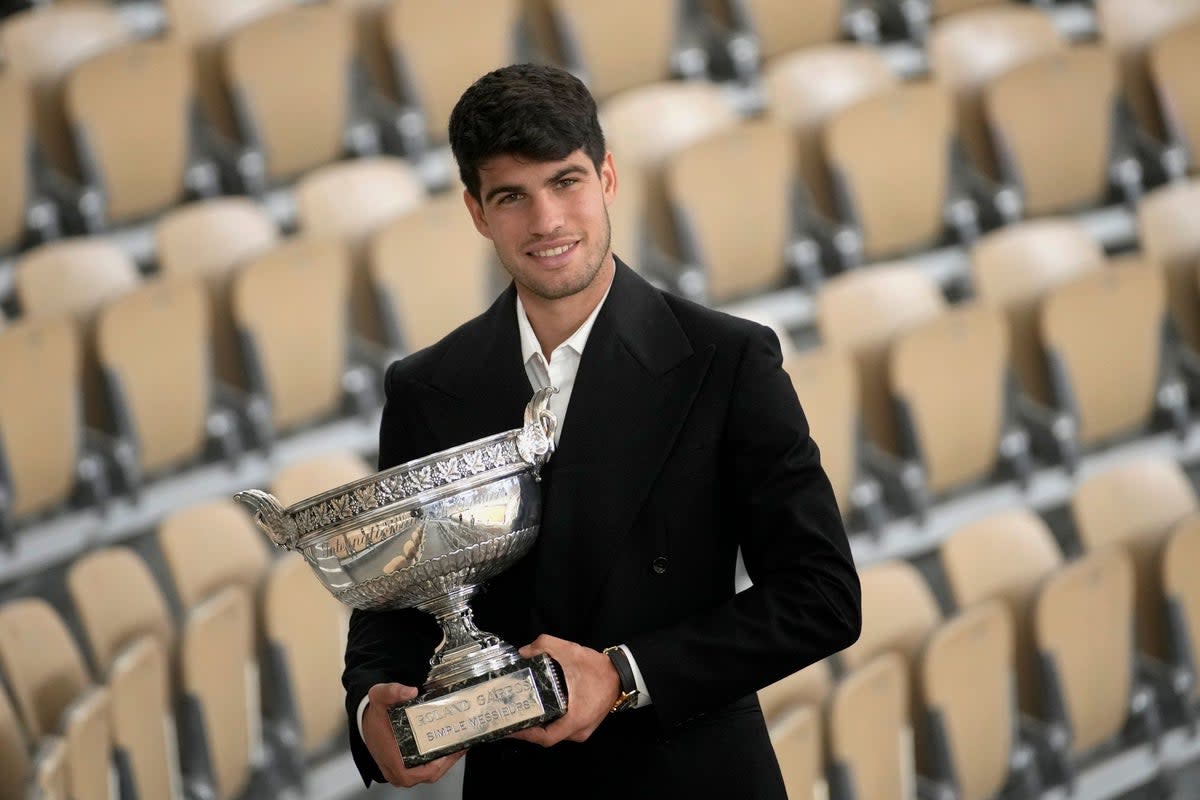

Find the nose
[[527, 191, 565, 237]]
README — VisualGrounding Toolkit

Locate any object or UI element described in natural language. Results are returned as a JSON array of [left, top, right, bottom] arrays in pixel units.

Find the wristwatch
[[603, 645, 639, 713]]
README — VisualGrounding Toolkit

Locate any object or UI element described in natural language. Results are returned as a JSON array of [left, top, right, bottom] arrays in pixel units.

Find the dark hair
[[448, 64, 606, 201]]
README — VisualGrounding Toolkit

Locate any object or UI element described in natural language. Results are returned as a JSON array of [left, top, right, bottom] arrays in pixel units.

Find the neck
[[519, 255, 616, 358]]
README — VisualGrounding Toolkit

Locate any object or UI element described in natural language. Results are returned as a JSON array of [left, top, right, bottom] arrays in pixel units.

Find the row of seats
[[0, 450, 372, 800], [761, 455, 1200, 798]]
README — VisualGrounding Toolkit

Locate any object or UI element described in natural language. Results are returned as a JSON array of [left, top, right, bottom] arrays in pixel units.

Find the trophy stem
[[417, 586, 520, 690]]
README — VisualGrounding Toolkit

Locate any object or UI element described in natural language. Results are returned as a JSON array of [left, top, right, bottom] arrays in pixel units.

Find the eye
[[497, 192, 523, 206], [556, 177, 579, 189]]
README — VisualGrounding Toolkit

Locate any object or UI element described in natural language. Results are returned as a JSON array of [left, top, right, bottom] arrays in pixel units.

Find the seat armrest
[[184, 158, 222, 200], [785, 236, 824, 292], [844, 0, 882, 44], [861, 442, 929, 523], [1014, 393, 1078, 471], [998, 425, 1034, 488], [897, 0, 931, 44], [1155, 376, 1189, 439], [205, 407, 244, 466], [342, 363, 382, 423], [84, 427, 140, 502]]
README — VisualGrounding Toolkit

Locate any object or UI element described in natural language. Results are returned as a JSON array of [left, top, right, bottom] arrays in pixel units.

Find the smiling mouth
[[529, 241, 579, 258]]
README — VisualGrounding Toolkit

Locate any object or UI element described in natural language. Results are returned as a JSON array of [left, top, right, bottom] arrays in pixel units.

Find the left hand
[[508, 634, 621, 746]]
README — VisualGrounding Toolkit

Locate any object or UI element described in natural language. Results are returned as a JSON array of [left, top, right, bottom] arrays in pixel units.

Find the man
[[342, 63, 860, 797]]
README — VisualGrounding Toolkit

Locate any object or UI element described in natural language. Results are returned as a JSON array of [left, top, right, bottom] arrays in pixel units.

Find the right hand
[[363, 683, 466, 787]]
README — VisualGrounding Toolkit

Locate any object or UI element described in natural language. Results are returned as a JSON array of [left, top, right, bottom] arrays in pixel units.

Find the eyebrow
[[483, 164, 590, 205]]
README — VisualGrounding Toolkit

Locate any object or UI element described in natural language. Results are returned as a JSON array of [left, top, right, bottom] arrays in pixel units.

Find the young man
[[342, 64, 860, 797]]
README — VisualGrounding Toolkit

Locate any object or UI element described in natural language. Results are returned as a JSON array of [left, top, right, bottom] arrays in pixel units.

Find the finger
[[369, 682, 418, 707], [402, 749, 466, 784]]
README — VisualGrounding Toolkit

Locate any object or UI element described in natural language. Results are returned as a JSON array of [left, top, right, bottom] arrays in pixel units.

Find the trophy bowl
[[235, 387, 566, 766]]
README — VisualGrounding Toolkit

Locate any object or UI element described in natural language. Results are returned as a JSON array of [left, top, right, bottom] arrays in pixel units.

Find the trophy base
[[389, 653, 567, 768]]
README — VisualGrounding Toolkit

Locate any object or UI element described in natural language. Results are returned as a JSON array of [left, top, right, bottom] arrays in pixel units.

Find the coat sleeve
[[342, 360, 443, 786], [623, 324, 862, 728]]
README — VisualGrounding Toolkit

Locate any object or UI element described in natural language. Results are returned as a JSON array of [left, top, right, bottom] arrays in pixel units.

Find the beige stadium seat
[[828, 652, 912, 800], [757, 660, 833, 728], [331, 0, 393, 99], [984, 46, 1129, 218], [232, 237, 354, 440], [824, 82, 969, 262], [0, 683, 38, 800], [270, 452, 373, 507], [940, 509, 1063, 714], [1150, 18, 1200, 176], [0, 4, 130, 179], [1040, 263, 1175, 451], [15, 238, 139, 325], [155, 197, 280, 388], [970, 219, 1105, 404], [1138, 180, 1200, 353], [107, 637, 180, 800], [920, 602, 1032, 800], [225, 3, 366, 187], [1096, 0, 1200, 140], [383, 0, 520, 147], [262, 554, 350, 764], [163, 0, 291, 138], [159, 499, 271, 614], [368, 192, 496, 354], [1072, 458, 1198, 659], [0, 71, 59, 257], [1163, 515, 1200, 716], [816, 265, 946, 457], [767, 706, 826, 800], [927, 6, 1064, 179], [890, 303, 1018, 504], [763, 44, 898, 222], [704, 0, 844, 76], [839, 559, 941, 673], [66, 547, 174, 675], [64, 40, 216, 231], [665, 120, 805, 302]]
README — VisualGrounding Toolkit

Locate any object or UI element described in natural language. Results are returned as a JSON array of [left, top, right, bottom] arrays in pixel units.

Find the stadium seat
[[0, 681, 41, 800], [969, 218, 1105, 405], [1137, 180, 1200, 357], [14, 237, 139, 324], [940, 508, 1063, 714], [1163, 514, 1200, 725], [762, 44, 897, 224], [664, 119, 815, 302], [331, 0, 393, 99], [1149, 17, 1200, 177], [63, 40, 218, 233], [270, 452, 372, 507], [1071, 458, 1198, 659], [231, 237, 362, 444], [158, 499, 271, 615], [0, 72, 58, 258], [154, 197, 280, 389], [824, 82, 977, 263], [816, 265, 946, 460], [0, 4, 130, 179], [367, 192, 493, 355], [983, 46, 1136, 220], [927, 6, 1064, 181], [757, 660, 833, 728], [839, 559, 941, 673], [919, 601, 1036, 799], [224, 3, 375, 191], [106, 637, 181, 800], [828, 652, 913, 800], [766, 705, 826, 800], [702, 0, 847, 81]]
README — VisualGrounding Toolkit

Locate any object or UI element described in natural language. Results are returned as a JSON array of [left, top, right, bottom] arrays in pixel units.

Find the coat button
[[651, 556, 668, 575]]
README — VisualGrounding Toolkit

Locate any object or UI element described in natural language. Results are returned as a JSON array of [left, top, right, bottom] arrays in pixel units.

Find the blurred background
[[1, 0, 1199, 798]]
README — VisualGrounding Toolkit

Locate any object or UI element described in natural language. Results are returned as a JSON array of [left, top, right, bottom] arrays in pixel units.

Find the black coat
[[342, 259, 861, 798]]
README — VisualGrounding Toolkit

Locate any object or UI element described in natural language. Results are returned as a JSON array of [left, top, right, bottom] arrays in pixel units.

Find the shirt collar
[[516, 271, 614, 366]]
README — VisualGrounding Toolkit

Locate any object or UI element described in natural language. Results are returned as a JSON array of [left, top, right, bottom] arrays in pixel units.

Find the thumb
[[368, 682, 419, 708]]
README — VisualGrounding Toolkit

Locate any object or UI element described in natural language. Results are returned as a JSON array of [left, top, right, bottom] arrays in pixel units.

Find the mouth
[[527, 240, 580, 266]]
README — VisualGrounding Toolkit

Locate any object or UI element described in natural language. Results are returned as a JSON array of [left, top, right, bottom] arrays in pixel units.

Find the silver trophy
[[235, 387, 567, 766]]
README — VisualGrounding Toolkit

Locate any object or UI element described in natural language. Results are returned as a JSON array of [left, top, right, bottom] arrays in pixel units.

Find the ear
[[600, 151, 618, 208], [462, 188, 493, 240]]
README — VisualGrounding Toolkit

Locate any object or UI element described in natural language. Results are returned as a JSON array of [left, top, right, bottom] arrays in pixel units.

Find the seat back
[[1072, 458, 1198, 658], [941, 509, 1062, 713], [67, 547, 174, 676], [108, 637, 180, 800], [0, 72, 33, 253], [550, 0, 679, 99], [1035, 549, 1134, 754], [825, 82, 956, 259], [665, 120, 796, 302], [384, 0, 519, 142], [738, 0, 843, 61], [0, 4, 129, 177], [763, 44, 897, 220], [1163, 514, 1200, 700], [768, 706, 826, 800], [1040, 263, 1164, 446], [232, 238, 351, 433], [159, 499, 271, 615], [817, 265, 946, 454], [97, 279, 212, 476], [1150, 18, 1200, 174], [891, 304, 1008, 494], [61, 686, 115, 800], [783, 347, 858, 514], [840, 560, 941, 673], [970, 218, 1105, 403], [920, 602, 1015, 800], [270, 452, 373, 507], [15, 239, 139, 325], [928, 6, 1063, 177], [263, 553, 350, 756], [985, 46, 1118, 216], [829, 652, 912, 800], [0, 318, 80, 521], [757, 660, 833, 728], [295, 157, 426, 254], [0, 599, 91, 742], [368, 192, 497, 353], [65, 40, 193, 224], [225, 3, 355, 180], [0, 683, 32, 800], [1139, 180, 1200, 351]]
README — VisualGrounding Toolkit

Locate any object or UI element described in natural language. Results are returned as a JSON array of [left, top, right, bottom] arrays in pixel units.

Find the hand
[[508, 634, 621, 747], [362, 683, 466, 787]]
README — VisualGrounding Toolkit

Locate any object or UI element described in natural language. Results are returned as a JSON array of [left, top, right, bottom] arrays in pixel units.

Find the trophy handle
[[233, 489, 297, 549], [518, 387, 558, 477]]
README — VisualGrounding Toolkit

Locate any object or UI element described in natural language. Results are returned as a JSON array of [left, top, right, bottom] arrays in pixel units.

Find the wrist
[[602, 645, 639, 713]]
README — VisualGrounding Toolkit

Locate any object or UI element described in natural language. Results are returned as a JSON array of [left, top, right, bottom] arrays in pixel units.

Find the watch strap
[[603, 645, 638, 712]]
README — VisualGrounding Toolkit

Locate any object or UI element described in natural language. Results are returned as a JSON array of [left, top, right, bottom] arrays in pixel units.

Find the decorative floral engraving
[[435, 457, 462, 484], [330, 494, 352, 520], [516, 424, 550, 465], [415, 465, 435, 492], [376, 477, 401, 506], [353, 485, 377, 512], [463, 449, 486, 475]]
